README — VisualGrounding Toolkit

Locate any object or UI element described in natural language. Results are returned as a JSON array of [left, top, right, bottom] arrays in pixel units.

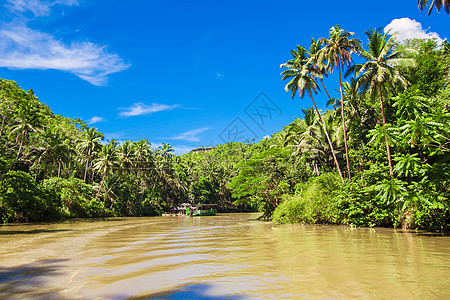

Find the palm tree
[[321, 25, 361, 180], [93, 139, 118, 199], [154, 143, 177, 206], [418, 0, 450, 14], [9, 119, 38, 160], [308, 38, 336, 111], [28, 126, 71, 181], [285, 108, 344, 176], [281, 47, 344, 182], [117, 140, 135, 174], [77, 127, 103, 182], [347, 28, 417, 175], [132, 139, 152, 178], [8, 102, 42, 160], [284, 108, 320, 172]]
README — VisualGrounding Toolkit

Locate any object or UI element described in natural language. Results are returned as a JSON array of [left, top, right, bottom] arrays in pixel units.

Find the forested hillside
[[0, 33, 449, 231]]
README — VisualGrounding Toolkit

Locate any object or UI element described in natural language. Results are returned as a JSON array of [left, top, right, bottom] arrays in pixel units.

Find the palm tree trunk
[[319, 78, 337, 110], [338, 61, 351, 180], [67, 161, 72, 178], [0, 116, 5, 137], [84, 157, 90, 182], [96, 171, 107, 200], [16, 139, 23, 160], [310, 94, 344, 182], [41, 170, 47, 184], [378, 82, 393, 176]]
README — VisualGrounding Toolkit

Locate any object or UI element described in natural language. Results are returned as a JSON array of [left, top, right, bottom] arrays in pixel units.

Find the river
[[0, 213, 449, 299]]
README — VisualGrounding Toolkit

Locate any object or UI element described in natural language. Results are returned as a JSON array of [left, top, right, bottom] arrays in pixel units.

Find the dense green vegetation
[[0, 28, 449, 231], [273, 32, 449, 231]]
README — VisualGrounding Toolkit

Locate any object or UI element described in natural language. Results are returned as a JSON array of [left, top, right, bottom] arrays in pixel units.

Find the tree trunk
[[41, 170, 47, 185], [67, 161, 71, 178], [310, 94, 344, 183], [96, 171, 106, 200], [338, 61, 351, 180], [319, 78, 337, 110], [84, 157, 90, 183], [0, 116, 5, 137], [16, 139, 23, 160], [378, 82, 393, 176]]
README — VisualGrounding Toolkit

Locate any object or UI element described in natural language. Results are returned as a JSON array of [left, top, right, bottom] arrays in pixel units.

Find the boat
[[162, 203, 192, 216], [186, 204, 217, 217]]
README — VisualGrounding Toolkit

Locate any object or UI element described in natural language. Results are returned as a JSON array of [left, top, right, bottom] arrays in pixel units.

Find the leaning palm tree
[[321, 25, 361, 180], [418, 0, 450, 14], [347, 28, 417, 175], [308, 38, 336, 110], [281, 47, 344, 182]]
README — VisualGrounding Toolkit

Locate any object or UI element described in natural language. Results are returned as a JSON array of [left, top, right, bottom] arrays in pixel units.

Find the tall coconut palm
[[418, 0, 450, 14], [321, 25, 361, 180], [347, 28, 417, 175], [308, 38, 336, 110], [281, 47, 344, 182]]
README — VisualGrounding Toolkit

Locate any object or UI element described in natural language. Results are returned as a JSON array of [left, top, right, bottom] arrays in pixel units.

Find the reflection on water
[[0, 214, 449, 299]]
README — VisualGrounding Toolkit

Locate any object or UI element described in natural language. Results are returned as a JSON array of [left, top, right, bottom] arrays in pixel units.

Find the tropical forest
[[0, 27, 449, 232]]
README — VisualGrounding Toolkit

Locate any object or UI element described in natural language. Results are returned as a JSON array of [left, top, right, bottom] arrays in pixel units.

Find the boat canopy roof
[[194, 204, 217, 207]]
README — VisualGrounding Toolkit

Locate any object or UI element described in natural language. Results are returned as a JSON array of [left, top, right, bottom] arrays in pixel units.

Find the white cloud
[[86, 116, 105, 125], [0, 0, 129, 85], [384, 18, 445, 44], [166, 128, 210, 142], [5, 0, 79, 17], [119, 102, 180, 117], [0, 25, 129, 86]]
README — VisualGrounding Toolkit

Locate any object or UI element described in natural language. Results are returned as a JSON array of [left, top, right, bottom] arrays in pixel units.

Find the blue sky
[[0, 0, 449, 154]]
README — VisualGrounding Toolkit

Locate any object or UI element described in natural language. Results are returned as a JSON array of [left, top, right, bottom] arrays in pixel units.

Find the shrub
[[273, 172, 342, 224], [0, 170, 60, 223], [43, 177, 106, 218]]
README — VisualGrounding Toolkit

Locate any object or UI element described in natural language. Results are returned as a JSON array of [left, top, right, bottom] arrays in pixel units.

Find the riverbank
[[272, 172, 450, 232]]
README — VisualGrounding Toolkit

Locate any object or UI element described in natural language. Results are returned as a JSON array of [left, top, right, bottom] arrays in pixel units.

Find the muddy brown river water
[[0, 213, 449, 299]]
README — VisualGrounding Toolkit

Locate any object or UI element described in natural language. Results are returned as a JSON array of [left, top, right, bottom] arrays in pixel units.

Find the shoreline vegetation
[[0, 29, 449, 232]]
